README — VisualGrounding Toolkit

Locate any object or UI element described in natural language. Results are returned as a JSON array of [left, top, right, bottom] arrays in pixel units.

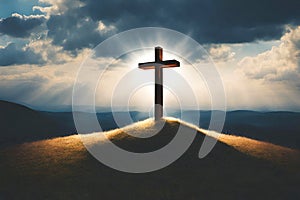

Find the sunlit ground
[[77, 117, 300, 169]]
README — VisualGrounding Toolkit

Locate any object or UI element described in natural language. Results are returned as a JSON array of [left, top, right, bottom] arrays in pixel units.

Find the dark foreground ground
[[1, 119, 299, 200]]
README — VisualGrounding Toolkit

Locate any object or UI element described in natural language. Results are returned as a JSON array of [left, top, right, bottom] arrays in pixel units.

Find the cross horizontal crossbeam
[[138, 60, 180, 70]]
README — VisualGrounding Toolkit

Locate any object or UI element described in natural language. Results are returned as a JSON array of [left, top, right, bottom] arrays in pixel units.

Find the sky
[[0, 0, 300, 112]]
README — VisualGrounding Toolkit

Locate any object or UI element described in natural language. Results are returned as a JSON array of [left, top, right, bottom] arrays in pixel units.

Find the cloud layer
[[239, 26, 300, 86], [0, 0, 299, 66]]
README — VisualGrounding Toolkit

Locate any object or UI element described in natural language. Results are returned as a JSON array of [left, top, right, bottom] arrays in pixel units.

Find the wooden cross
[[138, 47, 180, 120]]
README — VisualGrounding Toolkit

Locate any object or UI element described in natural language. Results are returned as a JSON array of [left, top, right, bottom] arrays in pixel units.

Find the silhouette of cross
[[139, 47, 180, 120]]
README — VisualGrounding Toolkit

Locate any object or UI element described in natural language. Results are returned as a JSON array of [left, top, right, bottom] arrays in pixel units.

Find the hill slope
[[0, 101, 76, 146], [1, 118, 299, 200], [0, 101, 60, 146]]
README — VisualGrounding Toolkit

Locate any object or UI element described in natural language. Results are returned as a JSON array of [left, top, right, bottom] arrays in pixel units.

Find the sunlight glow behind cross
[[94, 48, 211, 112]]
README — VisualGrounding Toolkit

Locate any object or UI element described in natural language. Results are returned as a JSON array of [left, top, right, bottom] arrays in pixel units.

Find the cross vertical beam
[[155, 47, 163, 120], [138, 47, 180, 121]]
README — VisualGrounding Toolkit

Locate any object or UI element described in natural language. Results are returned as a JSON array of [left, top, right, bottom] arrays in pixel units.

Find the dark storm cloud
[[45, 0, 300, 51], [46, 13, 106, 54], [0, 43, 44, 66], [80, 0, 300, 42], [0, 14, 46, 38]]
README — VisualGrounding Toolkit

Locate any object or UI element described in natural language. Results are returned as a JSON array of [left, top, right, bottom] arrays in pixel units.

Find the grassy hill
[[1, 118, 299, 200]]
